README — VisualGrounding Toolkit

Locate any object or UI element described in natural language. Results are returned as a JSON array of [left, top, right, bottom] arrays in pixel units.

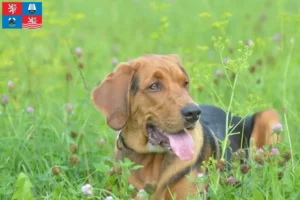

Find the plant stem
[[222, 74, 238, 159], [282, 39, 294, 166], [82, 137, 92, 184]]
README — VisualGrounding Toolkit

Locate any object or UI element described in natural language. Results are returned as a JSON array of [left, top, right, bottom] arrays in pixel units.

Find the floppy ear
[[91, 63, 135, 131], [251, 109, 282, 148]]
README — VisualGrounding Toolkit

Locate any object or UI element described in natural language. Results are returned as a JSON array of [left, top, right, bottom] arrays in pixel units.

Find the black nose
[[181, 104, 201, 123]]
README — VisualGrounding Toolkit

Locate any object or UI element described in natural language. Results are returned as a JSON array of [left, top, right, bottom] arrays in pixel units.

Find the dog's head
[[92, 54, 201, 161]]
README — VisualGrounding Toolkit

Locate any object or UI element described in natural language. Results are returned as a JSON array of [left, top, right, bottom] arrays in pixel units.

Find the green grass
[[1, 0, 300, 199]]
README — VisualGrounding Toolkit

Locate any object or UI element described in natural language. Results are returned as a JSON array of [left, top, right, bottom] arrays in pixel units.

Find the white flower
[[197, 173, 204, 178], [66, 103, 72, 114], [75, 47, 83, 57], [26, 107, 35, 114], [111, 57, 119, 65], [8, 80, 14, 90], [81, 184, 92, 195], [256, 148, 264, 155]]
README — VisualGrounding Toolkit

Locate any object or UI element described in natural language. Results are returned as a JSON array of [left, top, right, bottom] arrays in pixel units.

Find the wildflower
[[98, 138, 105, 145], [1, 94, 8, 106], [81, 184, 92, 195], [273, 34, 280, 42], [197, 84, 204, 92], [256, 59, 263, 66], [231, 73, 236, 80], [105, 196, 113, 200], [240, 164, 250, 174], [227, 176, 235, 185], [108, 167, 114, 175], [249, 65, 256, 73], [214, 78, 219, 85], [112, 44, 119, 53], [197, 46, 209, 51], [228, 46, 234, 54], [215, 69, 223, 78], [282, 151, 291, 161], [66, 103, 72, 114], [65, 72, 72, 81], [256, 78, 262, 85], [271, 148, 280, 156], [75, 47, 82, 57], [282, 107, 286, 114], [199, 12, 212, 17], [197, 173, 204, 178], [216, 159, 226, 172], [231, 152, 240, 162], [78, 60, 84, 69], [237, 149, 246, 159], [112, 57, 119, 66], [256, 148, 264, 155], [70, 154, 78, 166], [70, 131, 77, 138], [223, 57, 230, 65], [136, 189, 148, 199], [8, 80, 14, 90], [26, 107, 34, 114], [272, 123, 283, 134], [246, 39, 254, 47], [69, 144, 78, 153], [52, 166, 60, 176]]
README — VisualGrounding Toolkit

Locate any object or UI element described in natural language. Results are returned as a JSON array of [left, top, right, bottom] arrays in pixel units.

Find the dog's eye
[[148, 82, 161, 92], [184, 81, 189, 89]]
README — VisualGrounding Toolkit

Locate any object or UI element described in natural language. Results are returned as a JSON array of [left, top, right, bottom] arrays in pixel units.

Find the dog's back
[[199, 104, 281, 162]]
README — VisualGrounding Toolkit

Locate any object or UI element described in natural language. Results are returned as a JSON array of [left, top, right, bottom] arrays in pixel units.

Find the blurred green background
[[0, 0, 300, 199]]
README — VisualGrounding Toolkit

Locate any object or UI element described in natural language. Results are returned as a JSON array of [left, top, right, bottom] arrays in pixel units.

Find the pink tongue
[[165, 130, 194, 161]]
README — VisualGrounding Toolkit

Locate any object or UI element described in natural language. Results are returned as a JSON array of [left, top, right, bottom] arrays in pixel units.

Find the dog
[[91, 54, 281, 199]]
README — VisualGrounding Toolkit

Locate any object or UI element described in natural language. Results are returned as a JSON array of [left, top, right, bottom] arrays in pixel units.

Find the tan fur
[[251, 109, 281, 148]]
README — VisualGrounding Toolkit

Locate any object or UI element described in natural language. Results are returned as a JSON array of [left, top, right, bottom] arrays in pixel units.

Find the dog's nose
[[181, 104, 201, 123]]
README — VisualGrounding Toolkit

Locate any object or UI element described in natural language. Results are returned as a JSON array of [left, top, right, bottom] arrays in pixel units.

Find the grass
[[1, 0, 300, 199]]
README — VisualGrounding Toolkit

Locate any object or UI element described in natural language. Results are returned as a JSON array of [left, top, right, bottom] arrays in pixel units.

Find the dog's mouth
[[146, 124, 195, 161]]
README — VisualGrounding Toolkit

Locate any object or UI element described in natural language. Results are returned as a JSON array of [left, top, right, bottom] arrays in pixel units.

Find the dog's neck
[[114, 123, 204, 196]]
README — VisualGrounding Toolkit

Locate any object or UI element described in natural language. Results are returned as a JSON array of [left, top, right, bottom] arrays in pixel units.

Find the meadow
[[1, 0, 300, 199]]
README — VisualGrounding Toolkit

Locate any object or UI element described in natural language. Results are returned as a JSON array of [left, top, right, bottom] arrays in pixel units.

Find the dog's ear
[[251, 109, 282, 148], [91, 63, 135, 131]]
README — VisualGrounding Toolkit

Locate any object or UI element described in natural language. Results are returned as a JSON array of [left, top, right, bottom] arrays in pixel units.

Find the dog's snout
[[181, 104, 201, 123]]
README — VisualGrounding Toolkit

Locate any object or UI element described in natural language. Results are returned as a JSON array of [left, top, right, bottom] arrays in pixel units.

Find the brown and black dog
[[91, 54, 281, 199]]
